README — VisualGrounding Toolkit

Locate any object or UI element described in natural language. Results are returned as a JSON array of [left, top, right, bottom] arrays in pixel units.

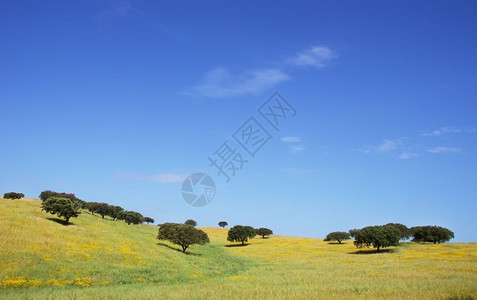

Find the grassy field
[[1, 198, 476, 299]]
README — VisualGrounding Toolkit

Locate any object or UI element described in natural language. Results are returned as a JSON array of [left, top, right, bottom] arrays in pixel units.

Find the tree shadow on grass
[[348, 248, 397, 255], [224, 243, 251, 248], [327, 242, 346, 245], [47, 218, 74, 226], [156, 243, 201, 256]]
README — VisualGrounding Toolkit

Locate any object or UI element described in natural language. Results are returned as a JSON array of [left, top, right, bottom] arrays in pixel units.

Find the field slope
[[1, 198, 476, 299]]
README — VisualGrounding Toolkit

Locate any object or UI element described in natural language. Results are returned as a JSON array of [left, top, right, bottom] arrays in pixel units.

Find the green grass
[[1, 198, 476, 299]]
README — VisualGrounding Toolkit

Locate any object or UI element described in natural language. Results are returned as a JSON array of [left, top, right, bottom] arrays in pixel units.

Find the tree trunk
[[377, 246, 380, 252], [241, 240, 245, 245], [338, 240, 342, 244], [65, 216, 70, 224], [182, 245, 188, 252]]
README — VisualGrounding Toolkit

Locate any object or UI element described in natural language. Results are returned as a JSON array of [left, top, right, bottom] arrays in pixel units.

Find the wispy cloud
[[399, 152, 418, 159], [289, 46, 336, 69], [188, 67, 289, 98], [421, 126, 461, 137], [421, 126, 477, 137], [280, 136, 304, 152], [115, 171, 186, 184], [427, 147, 461, 154], [290, 145, 305, 152], [376, 139, 400, 152], [361, 139, 402, 157], [97, 0, 142, 24], [281, 136, 301, 143], [188, 45, 336, 98]]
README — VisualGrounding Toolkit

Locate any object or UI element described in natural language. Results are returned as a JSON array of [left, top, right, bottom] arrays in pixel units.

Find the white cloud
[[189, 67, 289, 98], [289, 46, 336, 69], [187, 45, 336, 98], [280, 136, 304, 152], [97, 0, 142, 24], [148, 173, 186, 183], [281, 136, 301, 143], [290, 145, 304, 152], [420, 126, 477, 137], [361, 139, 409, 158], [376, 139, 399, 152], [111, 0, 141, 17], [115, 171, 186, 184], [399, 152, 418, 159], [427, 147, 461, 154]]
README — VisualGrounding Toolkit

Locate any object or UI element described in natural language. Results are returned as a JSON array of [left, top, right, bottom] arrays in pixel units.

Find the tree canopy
[[386, 223, 411, 240], [3, 192, 24, 200], [218, 221, 228, 228], [157, 223, 209, 252], [256, 228, 273, 239], [39, 190, 86, 208], [185, 219, 197, 227], [227, 225, 256, 245], [144, 217, 155, 224], [411, 226, 454, 244], [123, 211, 144, 225], [41, 197, 81, 224], [353, 225, 401, 252], [324, 231, 350, 244]]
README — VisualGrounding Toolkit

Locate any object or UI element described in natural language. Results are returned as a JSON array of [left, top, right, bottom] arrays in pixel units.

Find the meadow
[[0, 198, 476, 299]]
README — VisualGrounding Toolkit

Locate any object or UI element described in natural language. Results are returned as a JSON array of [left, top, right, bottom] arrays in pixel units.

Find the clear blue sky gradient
[[1, 1, 476, 241]]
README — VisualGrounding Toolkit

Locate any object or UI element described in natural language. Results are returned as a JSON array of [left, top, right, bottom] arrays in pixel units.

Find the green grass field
[[1, 198, 476, 299]]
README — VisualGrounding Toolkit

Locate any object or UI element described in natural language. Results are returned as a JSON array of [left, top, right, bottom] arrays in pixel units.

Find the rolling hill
[[1, 198, 475, 299]]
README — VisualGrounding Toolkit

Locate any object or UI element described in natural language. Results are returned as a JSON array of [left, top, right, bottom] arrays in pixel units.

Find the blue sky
[[1, 1, 476, 242]]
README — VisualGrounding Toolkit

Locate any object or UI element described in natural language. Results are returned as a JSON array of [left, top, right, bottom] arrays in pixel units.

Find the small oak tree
[[227, 225, 256, 245], [123, 211, 143, 225], [109, 205, 124, 221], [256, 228, 273, 239], [39, 190, 87, 208], [144, 217, 155, 224], [218, 221, 228, 228], [95, 203, 112, 219], [411, 226, 454, 244], [157, 223, 209, 252], [353, 225, 401, 252], [3, 192, 24, 200], [41, 197, 81, 224], [324, 231, 350, 244], [185, 219, 197, 227]]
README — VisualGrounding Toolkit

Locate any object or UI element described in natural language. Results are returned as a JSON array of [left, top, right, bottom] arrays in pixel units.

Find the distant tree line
[[325, 223, 454, 252], [153, 220, 275, 253], [38, 190, 154, 226]]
